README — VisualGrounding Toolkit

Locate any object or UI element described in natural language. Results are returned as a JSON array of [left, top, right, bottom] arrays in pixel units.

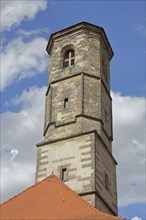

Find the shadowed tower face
[[35, 22, 118, 216]]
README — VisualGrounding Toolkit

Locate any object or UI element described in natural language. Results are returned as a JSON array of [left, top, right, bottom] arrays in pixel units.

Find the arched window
[[63, 49, 75, 67]]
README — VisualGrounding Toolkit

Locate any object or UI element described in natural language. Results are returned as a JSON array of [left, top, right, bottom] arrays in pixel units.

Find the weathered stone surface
[[36, 133, 95, 194], [36, 22, 117, 216]]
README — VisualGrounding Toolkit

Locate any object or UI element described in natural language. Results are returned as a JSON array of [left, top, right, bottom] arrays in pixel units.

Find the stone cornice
[[46, 21, 114, 60], [46, 72, 112, 101], [37, 129, 117, 165]]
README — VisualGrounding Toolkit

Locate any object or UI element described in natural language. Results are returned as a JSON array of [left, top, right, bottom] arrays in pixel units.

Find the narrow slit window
[[104, 109, 108, 123], [61, 168, 67, 181], [64, 98, 68, 109], [105, 173, 109, 191], [102, 58, 108, 83]]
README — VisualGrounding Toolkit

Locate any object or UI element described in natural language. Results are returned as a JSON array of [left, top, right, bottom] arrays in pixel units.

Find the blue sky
[[1, 1, 145, 219]]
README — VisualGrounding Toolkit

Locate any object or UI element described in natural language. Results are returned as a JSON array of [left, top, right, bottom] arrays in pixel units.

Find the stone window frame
[[60, 166, 69, 182], [63, 49, 75, 67], [64, 98, 69, 109]]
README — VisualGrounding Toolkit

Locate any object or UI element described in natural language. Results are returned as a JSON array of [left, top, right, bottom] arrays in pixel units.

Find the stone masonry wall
[[36, 23, 117, 215], [84, 75, 101, 119], [44, 73, 112, 150], [48, 29, 101, 84], [51, 75, 82, 126], [36, 133, 95, 200], [95, 134, 117, 215], [101, 83, 113, 140]]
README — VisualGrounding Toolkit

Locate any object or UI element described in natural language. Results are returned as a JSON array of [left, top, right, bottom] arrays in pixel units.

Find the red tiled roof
[[0, 175, 125, 220]]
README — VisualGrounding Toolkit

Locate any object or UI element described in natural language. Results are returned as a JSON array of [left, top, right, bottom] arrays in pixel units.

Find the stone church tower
[[36, 22, 118, 216]]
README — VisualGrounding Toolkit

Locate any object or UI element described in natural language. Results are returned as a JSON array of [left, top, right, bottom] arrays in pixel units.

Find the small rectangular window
[[64, 98, 68, 108], [61, 168, 67, 181], [105, 173, 109, 191]]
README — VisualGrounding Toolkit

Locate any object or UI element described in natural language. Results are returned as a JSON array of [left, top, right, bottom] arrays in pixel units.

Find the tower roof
[[1, 175, 125, 220], [46, 21, 114, 59]]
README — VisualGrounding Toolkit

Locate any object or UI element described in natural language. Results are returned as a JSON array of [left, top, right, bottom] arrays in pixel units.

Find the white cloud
[[131, 217, 142, 220], [1, 0, 48, 32], [1, 161, 36, 202], [1, 37, 48, 91], [137, 25, 146, 35], [1, 90, 145, 210], [112, 92, 145, 206], [17, 28, 50, 37], [1, 86, 46, 202], [10, 149, 19, 162]]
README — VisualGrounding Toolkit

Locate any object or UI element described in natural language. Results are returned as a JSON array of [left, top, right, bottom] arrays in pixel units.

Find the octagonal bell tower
[[36, 22, 118, 216]]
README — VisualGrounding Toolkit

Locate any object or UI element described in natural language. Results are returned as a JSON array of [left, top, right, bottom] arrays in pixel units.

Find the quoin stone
[[35, 22, 118, 216]]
